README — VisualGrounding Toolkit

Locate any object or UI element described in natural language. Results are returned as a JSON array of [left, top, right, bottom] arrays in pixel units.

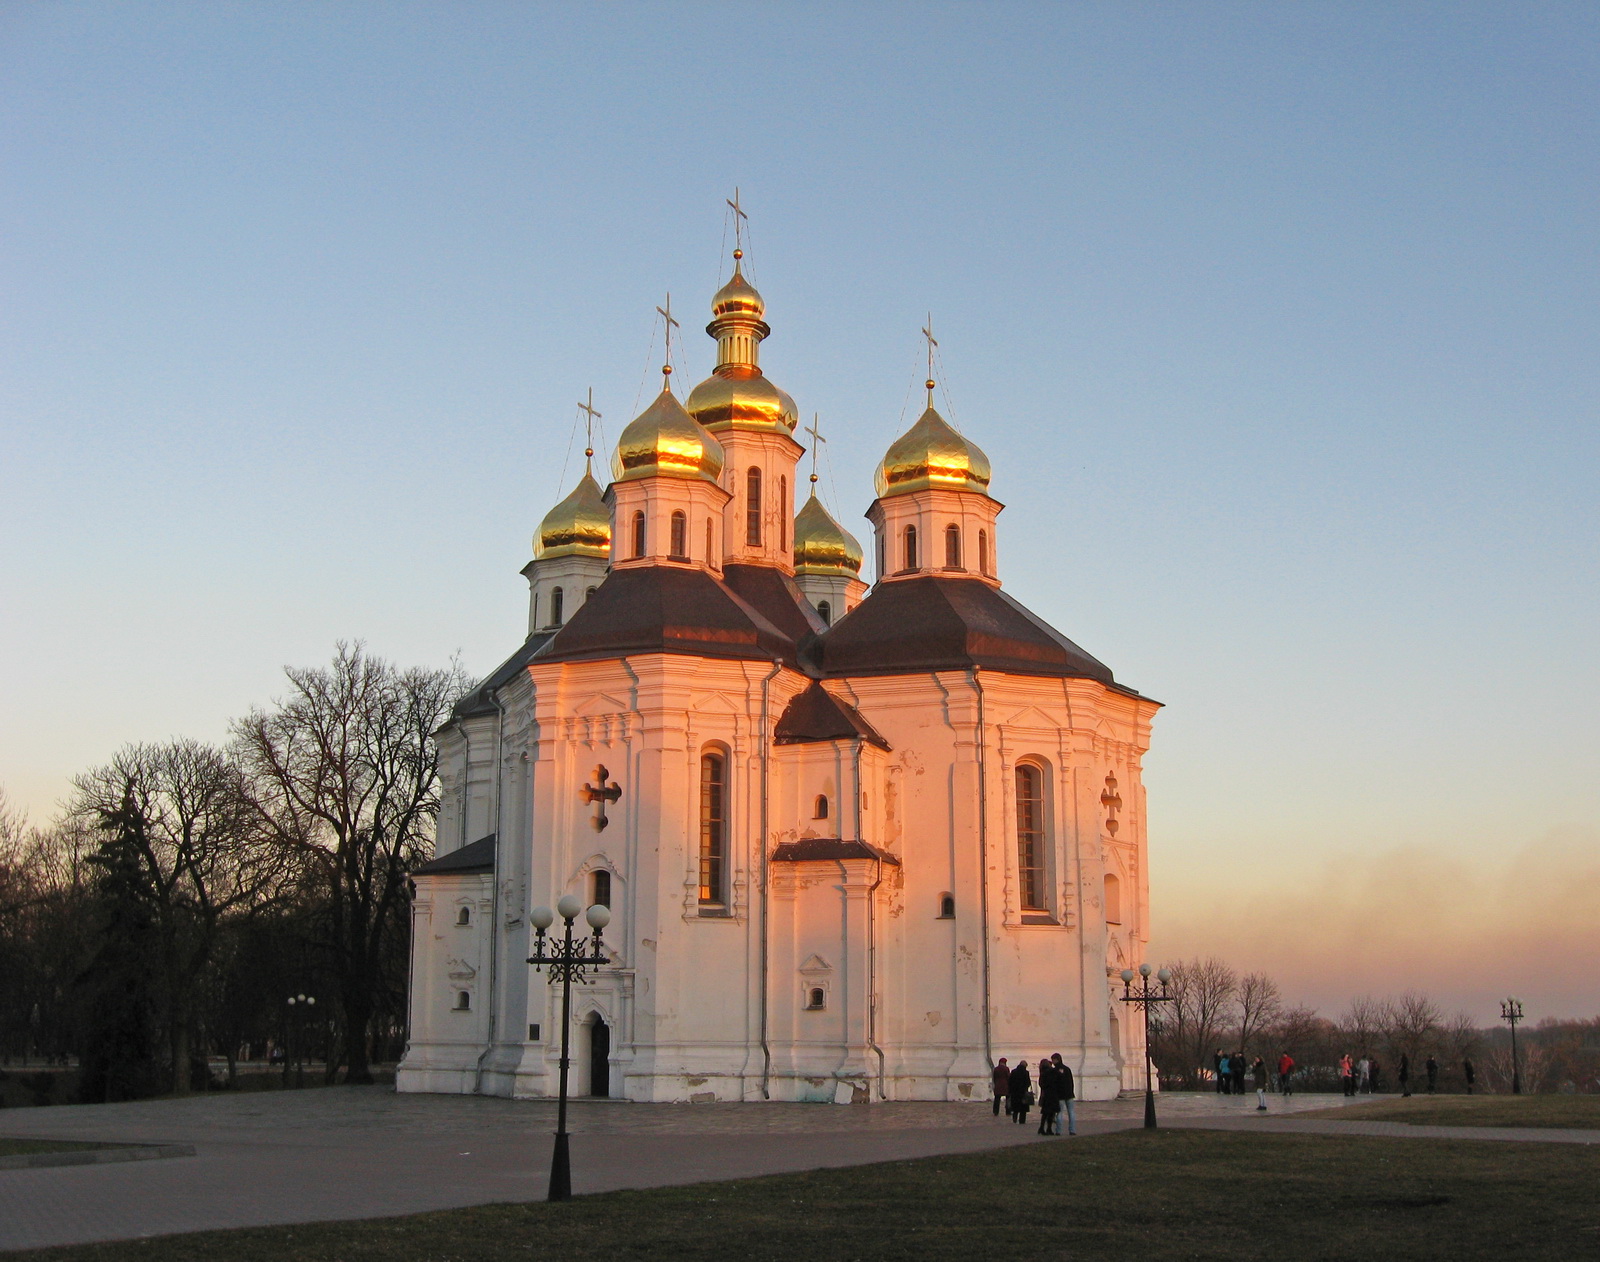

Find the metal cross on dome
[[804, 413, 826, 486], [656, 295, 680, 387], [727, 187, 748, 254], [577, 388, 601, 469], [921, 314, 938, 406]]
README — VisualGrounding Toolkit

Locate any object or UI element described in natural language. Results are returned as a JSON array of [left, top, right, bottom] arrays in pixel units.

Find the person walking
[[1426, 1055, 1439, 1094], [1399, 1053, 1411, 1098], [1037, 1059, 1060, 1136], [1008, 1059, 1032, 1126], [1251, 1056, 1268, 1111], [1464, 1058, 1476, 1095], [1369, 1056, 1383, 1094], [992, 1058, 1011, 1118], [1357, 1056, 1371, 1094], [1218, 1051, 1231, 1095], [1340, 1053, 1355, 1097], [1232, 1052, 1247, 1097], [1277, 1051, 1295, 1097], [1214, 1049, 1225, 1093], [1051, 1053, 1077, 1135]]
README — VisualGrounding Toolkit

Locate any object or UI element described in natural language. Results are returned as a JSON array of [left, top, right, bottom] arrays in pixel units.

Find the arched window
[[592, 870, 612, 909], [813, 794, 829, 820], [632, 510, 646, 559], [876, 534, 886, 580], [550, 586, 564, 626], [1104, 873, 1122, 925], [977, 529, 989, 576], [903, 524, 918, 570], [454, 991, 471, 1011], [938, 893, 955, 919], [806, 987, 826, 1010], [699, 751, 727, 908], [705, 518, 714, 565], [945, 524, 962, 569], [585, 586, 596, 601], [456, 906, 471, 926], [530, 593, 539, 628], [780, 475, 788, 550], [817, 600, 832, 626], [1015, 763, 1048, 912], [746, 467, 763, 546], [669, 510, 687, 559]]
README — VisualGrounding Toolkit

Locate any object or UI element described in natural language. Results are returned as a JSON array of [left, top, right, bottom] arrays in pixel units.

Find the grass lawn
[[13, 1129, 1600, 1261], [1301, 1094, 1600, 1129], [0, 1139, 114, 1158]]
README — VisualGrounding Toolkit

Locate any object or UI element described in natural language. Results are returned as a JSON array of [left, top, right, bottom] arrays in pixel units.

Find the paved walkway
[[0, 1088, 1589, 1252]]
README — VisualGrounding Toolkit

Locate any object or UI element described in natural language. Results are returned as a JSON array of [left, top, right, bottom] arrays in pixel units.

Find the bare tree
[[1382, 991, 1444, 1065], [234, 643, 467, 1083], [68, 742, 281, 1092], [1236, 972, 1283, 1056], [1153, 957, 1238, 1088], [1338, 995, 1388, 1058]]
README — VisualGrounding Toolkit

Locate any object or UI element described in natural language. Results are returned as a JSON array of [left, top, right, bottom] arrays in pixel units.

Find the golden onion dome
[[534, 470, 610, 560], [686, 369, 799, 434], [793, 493, 864, 577], [875, 404, 992, 498], [612, 386, 725, 483], [711, 265, 765, 318]]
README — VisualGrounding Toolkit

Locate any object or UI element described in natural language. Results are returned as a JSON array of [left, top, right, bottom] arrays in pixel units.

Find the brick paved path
[[0, 1088, 1588, 1252]]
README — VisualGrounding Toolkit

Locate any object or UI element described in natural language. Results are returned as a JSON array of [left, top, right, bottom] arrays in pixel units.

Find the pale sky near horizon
[[3, 3, 1596, 1024]]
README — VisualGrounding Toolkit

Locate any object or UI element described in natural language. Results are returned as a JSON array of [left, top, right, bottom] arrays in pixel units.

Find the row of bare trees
[[0, 644, 467, 1099], [1148, 957, 1599, 1093]]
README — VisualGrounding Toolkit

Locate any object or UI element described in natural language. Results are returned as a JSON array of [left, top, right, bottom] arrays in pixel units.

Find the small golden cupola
[[875, 391, 993, 499], [793, 494, 864, 577], [685, 251, 799, 435], [612, 385, 726, 483], [534, 470, 611, 559]]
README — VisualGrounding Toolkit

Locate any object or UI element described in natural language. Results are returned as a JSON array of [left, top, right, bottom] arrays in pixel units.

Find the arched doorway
[[587, 1014, 610, 1098]]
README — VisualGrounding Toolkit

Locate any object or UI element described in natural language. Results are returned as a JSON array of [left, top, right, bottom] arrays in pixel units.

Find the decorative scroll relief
[[446, 958, 478, 982]]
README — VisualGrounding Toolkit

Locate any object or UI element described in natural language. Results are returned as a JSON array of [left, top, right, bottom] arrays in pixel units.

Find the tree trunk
[[343, 984, 374, 1083], [170, 1014, 191, 1096]]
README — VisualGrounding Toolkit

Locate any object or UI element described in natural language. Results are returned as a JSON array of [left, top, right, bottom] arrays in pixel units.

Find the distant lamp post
[[527, 895, 610, 1201], [1119, 964, 1174, 1130], [285, 994, 315, 1088], [1500, 997, 1524, 1095]]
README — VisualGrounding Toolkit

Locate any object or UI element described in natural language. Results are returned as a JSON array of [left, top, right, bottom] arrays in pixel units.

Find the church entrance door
[[588, 1015, 610, 1098]]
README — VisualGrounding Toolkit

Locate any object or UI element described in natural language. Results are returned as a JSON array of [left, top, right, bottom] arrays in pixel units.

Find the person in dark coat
[[1464, 1058, 1476, 1094], [1008, 1060, 1032, 1125], [992, 1058, 1011, 1117], [1036, 1059, 1060, 1135], [1051, 1053, 1077, 1134], [1231, 1052, 1247, 1097], [1398, 1053, 1411, 1098], [1426, 1055, 1439, 1094]]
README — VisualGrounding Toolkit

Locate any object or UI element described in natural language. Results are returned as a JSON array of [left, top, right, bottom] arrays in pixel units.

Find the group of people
[[1213, 1051, 1271, 1110], [1336, 1052, 1385, 1095], [991, 1055, 1077, 1135]]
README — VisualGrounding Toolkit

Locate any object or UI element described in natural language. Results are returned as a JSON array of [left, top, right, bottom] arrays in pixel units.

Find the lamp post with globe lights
[[284, 994, 315, 1088], [527, 895, 610, 1201], [1500, 998, 1524, 1095], [1118, 964, 1173, 1130]]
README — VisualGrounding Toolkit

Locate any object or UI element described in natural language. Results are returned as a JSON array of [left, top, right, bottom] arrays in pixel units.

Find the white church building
[[397, 245, 1160, 1104]]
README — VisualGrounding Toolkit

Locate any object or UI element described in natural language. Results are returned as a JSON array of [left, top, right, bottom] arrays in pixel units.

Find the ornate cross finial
[[656, 295, 680, 389], [580, 764, 622, 832], [577, 388, 602, 470], [1101, 772, 1123, 838], [727, 187, 748, 257], [921, 314, 938, 406], [804, 413, 826, 486]]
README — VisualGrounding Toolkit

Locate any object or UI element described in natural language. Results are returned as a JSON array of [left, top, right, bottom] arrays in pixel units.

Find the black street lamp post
[[284, 994, 315, 1088], [1500, 998, 1524, 1095], [1118, 964, 1173, 1130], [527, 894, 610, 1202]]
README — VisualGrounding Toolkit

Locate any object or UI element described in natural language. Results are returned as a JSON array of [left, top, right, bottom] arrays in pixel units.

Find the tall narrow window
[[876, 534, 885, 581], [669, 510, 687, 559], [699, 752, 727, 907], [817, 600, 832, 625], [945, 524, 962, 569], [550, 587, 564, 626], [780, 476, 788, 550], [585, 586, 596, 601], [1104, 873, 1122, 925], [814, 794, 829, 820], [705, 519, 714, 565], [746, 467, 763, 546], [632, 510, 646, 559], [977, 529, 989, 576], [903, 524, 918, 570], [1015, 763, 1048, 912], [531, 593, 539, 628], [592, 870, 612, 909]]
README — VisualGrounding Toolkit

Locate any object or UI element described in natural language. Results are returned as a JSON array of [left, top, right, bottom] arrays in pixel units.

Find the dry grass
[[1299, 1093, 1600, 1129]]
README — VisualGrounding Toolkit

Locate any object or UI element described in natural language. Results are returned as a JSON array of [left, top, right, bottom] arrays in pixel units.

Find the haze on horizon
[[2, 3, 1595, 1025]]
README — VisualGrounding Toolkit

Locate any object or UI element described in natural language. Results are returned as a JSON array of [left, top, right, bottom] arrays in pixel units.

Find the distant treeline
[[1150, 958, 1600, 1093], [0, 643, 468, 1101]]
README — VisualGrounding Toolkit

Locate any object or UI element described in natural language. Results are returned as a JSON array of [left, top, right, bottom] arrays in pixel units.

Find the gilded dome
[[534, 470, 610, 560], [793, 493, 864, 577], [875, 405, 992, 498], [612, 387, 725, 483], [686, 369, 799, 434], [711, 266, 765, 318]]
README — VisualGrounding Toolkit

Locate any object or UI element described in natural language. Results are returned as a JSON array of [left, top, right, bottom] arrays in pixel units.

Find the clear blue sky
[[3, 3, 1596, 1020]]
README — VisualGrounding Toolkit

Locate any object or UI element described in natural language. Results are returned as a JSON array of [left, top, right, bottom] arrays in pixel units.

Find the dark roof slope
[[721, 564, 827, 657], [533, 565, 798, 666], [451, 632, 556, 720], [818, 576, 1118, 683], [412, 833, 496, 876], [775, 680, 890, 749], [771, 837, 899, 864]]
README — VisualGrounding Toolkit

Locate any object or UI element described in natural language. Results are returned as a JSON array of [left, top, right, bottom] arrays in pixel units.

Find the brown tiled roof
[[771, 837, 899, 864], [818, 575, 1119, 683], [412, 833, 496, 876], [774, 680, 890, 749], [532, 566, 798, 666]]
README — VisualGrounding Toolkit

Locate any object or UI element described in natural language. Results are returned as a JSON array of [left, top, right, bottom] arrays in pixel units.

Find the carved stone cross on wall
[[1101, 773, 1123, 838], [581, 765, 622, 832]]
